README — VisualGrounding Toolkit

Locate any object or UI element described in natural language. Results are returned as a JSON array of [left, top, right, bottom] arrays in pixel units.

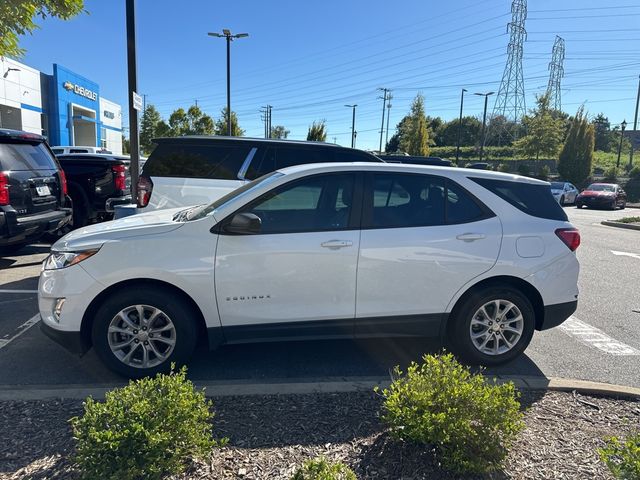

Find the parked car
[[136, 136, 382, 213], [39, 162, 580, 377], [377, 154, 452, 166], [55, 154, 131, 227], [576, 183, 626, 210], [0, 129, 72, 254], [549, 181, 579, 206], [51, 146, 113, 155], [466, 162, 489, 170]]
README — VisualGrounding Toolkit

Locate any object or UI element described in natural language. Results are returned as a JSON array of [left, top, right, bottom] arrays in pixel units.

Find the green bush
[[603, 166, 619, 182], [629, 166, 640, 179], [70, 366, 226, 480], [376, 353, 524, 474], [291, 458, 357, 480], [538, 165, 551, 181], [497, 163, 511, 173], [599, 433, 640, 479], [517, 163, 531, 176]]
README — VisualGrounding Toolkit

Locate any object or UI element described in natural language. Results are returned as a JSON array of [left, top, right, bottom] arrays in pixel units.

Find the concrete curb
[[0, 375, 638, 401], [601, 220, 640, 231]]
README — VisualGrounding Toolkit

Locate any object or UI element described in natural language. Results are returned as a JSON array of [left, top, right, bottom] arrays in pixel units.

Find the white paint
[[559, 316, 639, 355], [0, 314, 40, 350], [611, 250, 640, 260], [0, 289, 38, 294]]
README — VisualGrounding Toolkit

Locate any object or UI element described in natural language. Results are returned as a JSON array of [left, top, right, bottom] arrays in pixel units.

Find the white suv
[[39, 163, 580, 377]]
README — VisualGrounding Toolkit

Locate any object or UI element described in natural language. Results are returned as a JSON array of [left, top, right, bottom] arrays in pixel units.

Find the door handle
[[321, 240, 353, 249], [456, 233, 486, 242]]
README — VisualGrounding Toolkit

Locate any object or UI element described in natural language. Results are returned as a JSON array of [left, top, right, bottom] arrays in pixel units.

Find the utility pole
[[378, 88, 390, 153], [630, 75, 640, 168], [345, 104, 357, 148], [475, 92, 495, 162], [456, 88, 467, 165], [617, 120, 627, 169], [385, 93, 393, 150], [208, 29, 249, 136], [266, 104, 272, 138], [194, 99, 198, 107], [125, 0, 140, 204]]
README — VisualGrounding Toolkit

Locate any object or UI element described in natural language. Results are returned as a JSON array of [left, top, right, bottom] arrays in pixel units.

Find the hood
[[580, 190, 615, 197], [53, 207, 186, 251]]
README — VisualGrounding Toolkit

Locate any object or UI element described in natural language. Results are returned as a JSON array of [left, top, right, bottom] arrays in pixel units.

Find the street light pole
[[456, 88, 467, 165], [474, 92, 494, 162], [125, 0, 140, 204], [208, 29, 248, 136], [630, 75, 640, 168], [345, 104, 357, 148], [617, 120, 627, 169]]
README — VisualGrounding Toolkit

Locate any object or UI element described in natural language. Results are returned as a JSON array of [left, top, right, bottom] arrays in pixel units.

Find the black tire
[[69, 186, 90, 228], [576, 203, 583, 209], [620, 201, 626, 210], [91, 286, 198, 378], [448, 286, 536, 366], [609, 200, 617, 210], [559, 195, 565, 206]]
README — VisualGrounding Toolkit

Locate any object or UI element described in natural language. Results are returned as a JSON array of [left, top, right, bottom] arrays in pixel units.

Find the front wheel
[[91, 286, 198, 378], [576, 202, 583, 209], [449, 287, 536, 366], [559, 195, 565, 206]]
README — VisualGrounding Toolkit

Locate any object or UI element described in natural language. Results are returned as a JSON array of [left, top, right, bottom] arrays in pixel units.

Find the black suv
[[136, 137, 383, 212], [0, 129, 72, 253]]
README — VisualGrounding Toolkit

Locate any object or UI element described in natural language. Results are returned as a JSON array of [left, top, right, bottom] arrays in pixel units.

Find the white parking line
[[559, 316, 639, 355], [611, 250, 640, 260], [0, 289, 38, 294], [0, 314, 40, 350]]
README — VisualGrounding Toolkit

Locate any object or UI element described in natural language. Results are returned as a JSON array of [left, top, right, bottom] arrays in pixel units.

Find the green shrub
[[497, 163, 511, 173], [517, 163, 531, 176], [603, 166, 619, 182], [629, 166, 640, 179], [70, 366, 226, 480], [376, 353, 524, 474], [599, 433, 640, 479], [538, 165, 551, 181], [617, 217, 640, 224], [291, 458, 356, 480]]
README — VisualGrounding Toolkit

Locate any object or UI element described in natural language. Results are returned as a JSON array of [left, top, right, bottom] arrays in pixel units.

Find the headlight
[[43, 249, 100, 270]]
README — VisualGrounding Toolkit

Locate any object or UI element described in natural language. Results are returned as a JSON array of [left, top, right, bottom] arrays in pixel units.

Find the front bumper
[[40, 319, 88, 355], [577, 195, 615, 206], [539, 300, 577, 330]]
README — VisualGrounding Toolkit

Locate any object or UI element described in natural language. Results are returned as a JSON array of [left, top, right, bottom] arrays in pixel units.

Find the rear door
[[355, 172, 502, 337], [0, 141, 62, 216]]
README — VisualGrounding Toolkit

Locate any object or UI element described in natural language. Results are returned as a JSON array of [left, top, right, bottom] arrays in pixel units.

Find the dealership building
[[0, 58, 123, 154]]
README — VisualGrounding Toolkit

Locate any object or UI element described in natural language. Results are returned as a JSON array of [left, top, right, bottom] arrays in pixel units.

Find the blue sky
[[17, 0, 640, 150]]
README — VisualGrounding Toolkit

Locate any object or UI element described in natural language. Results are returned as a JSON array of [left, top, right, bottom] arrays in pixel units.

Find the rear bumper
[[39, 319, 88, 356], [105, 195, 132, 212], [539, 300, 577, 330], [0, 205, 72, 245]]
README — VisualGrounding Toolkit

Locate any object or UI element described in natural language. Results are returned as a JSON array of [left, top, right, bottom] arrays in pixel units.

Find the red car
[[576, 183, 626, 210]]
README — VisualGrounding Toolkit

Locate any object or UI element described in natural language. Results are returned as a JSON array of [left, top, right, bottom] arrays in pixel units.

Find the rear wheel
[[91, 286, 198, 378], [559, 195, 565, 206], [449, 287, 536, 366]]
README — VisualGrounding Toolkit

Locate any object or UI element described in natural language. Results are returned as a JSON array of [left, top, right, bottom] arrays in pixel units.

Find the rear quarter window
[[471, 177, 568, 221], [143, 142, 251, 180], [0, 142, 57, 171]]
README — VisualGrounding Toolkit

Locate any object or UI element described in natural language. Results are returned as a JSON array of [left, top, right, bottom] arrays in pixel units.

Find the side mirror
[[223, 212, 262, 235]]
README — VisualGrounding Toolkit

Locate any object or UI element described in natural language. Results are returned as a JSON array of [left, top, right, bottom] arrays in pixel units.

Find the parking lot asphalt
[[1, 206, 639, 388]]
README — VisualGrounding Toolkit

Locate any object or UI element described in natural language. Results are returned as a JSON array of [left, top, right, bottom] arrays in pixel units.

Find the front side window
[[241, 173, 356, 234]]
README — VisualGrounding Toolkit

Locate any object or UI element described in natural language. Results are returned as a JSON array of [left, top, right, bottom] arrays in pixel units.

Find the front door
[[215, 172, 361, 341], [355, 172, 502, 337]]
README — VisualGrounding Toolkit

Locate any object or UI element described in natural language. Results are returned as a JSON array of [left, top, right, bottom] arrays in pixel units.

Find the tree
[[426, 116, 444, 146], [438, 116, 482, 147], [270, 125, 289, 139], [0, 0, 84, 57], [307, 120, 327, 142], [165, 105, 215, 137], [593, 113, 614, 152], [139, 104, 163, 154], [399, 94, 430, 156], [513, 94, 565, 159], [214, 108, 244, 136], [558, 107, 594, 186], [386, 116, 411, 153], [121, 135, 130, 155]]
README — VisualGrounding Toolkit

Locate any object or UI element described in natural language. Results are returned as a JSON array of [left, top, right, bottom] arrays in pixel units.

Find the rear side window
[[246, 146, 336, 179], [143, 143, 251, 180], [0, 142, 57, 171], [471, 177, 568, 221]]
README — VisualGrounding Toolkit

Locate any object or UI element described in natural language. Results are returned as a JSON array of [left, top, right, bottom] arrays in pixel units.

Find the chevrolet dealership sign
[[63, 81, 97, 101]]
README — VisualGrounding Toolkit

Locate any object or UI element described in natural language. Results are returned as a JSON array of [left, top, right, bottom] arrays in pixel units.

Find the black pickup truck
[[56, 154, 131, 227]]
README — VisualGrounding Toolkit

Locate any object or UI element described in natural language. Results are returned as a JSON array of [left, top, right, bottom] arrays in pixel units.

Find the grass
[[615, 217, 640, 224]]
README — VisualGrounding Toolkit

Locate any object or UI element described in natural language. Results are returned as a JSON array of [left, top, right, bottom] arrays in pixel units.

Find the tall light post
[[630, 75, 640, 168], [617, 120, 627, 169], [208, 29, 248, 136], [474, 91, 494, 162], [345, 104, 357, 148], [456, 88, 468, 165]]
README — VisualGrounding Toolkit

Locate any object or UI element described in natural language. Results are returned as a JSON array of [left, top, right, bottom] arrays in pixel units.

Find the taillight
[[0, 172, 9, 206], [555, 228, 580, 251], [137, 175, 153, 207], [112, 164, 126, 191], [59, 169, 68, 196]]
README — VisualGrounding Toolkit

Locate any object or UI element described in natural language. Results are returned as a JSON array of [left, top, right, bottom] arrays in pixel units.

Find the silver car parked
[[550, 181, 578, 205]]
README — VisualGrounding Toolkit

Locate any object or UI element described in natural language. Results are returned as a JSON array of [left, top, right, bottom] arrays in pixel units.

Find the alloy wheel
[[469, 299, 524, 356]]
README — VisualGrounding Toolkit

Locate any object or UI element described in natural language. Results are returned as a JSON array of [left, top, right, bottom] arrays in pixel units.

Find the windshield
[[586, 184, 615, 192], [187, 171, 284, 221], [549, 182, 564, 189]]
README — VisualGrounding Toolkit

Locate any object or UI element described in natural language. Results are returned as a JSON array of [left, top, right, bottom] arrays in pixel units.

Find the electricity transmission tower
[[546, 35, 565, 111], [488, 0, 528, 144]]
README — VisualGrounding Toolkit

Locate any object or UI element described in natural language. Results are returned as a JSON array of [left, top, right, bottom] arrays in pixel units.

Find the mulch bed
[[0, 390, 638, 479]]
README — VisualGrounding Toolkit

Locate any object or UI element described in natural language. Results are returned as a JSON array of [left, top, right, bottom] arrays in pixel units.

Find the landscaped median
[[602, 216, 640, 231], [1, 356, 639, 480]]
